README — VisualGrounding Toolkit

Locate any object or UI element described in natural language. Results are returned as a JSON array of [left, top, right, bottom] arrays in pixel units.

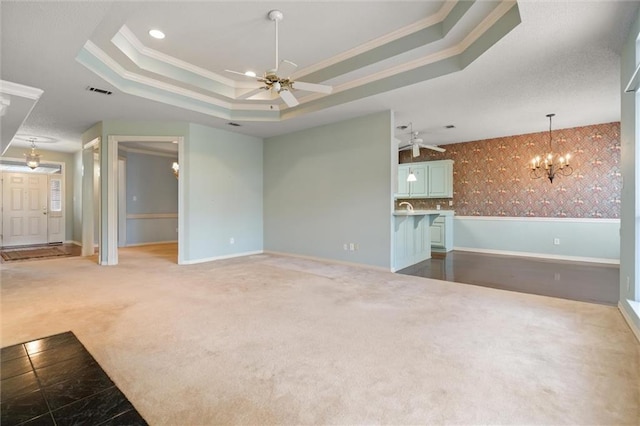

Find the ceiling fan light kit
[[225, 9, 332, 108]]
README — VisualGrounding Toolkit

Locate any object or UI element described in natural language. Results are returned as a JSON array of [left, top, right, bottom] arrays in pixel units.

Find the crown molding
[[293, 1, 457, 79], [0, 80, 44, 100]]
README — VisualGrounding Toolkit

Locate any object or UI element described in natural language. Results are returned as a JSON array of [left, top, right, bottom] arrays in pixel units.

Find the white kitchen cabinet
[[396, 160, 453, 199], [397, 164, 427, 198], [428, 160, 453, 198], [397, 165, 410, 197], [430, 212, 454, 252]]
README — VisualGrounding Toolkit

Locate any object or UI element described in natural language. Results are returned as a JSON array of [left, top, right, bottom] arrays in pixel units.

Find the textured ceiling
[[0, 1, 638, 153]]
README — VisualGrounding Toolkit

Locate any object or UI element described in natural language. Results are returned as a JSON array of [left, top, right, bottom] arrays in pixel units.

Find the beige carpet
[[1, 244, 638, 424]]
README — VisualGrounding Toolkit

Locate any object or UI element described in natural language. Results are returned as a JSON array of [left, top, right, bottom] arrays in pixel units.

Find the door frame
[[105, 135, 184, 265], [0, 157, 66, 247], [82, 138, 99, 257]]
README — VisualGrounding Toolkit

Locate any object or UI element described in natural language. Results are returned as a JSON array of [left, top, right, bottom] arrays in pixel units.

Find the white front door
[[1, 173, 48, 246]]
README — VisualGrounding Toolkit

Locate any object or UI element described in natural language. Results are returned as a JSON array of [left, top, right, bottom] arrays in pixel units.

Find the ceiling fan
[[397, 123, 446, 157], [225, 10, 332, 108]]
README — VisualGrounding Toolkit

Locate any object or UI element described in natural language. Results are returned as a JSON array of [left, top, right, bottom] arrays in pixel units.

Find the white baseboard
[[125, 240, 178, 247], [180, 250, 263, 265], [264, 250, 391, 272], [66, 240, 82, 246], [619, 300, 640, 344], [453, 246, 620, 265]]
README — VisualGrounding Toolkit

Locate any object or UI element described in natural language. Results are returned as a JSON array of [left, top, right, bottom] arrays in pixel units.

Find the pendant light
[[25, 138, 41, 169], [407, 123, 418, 182]]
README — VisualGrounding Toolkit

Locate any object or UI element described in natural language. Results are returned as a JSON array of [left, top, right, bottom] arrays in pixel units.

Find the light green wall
[[620, 8, 640, 333], [454, 217, 620, 262], [84, 120, 263, 263], [183, 123, 263, 261], [264, 111, 394, 269], [3, 146, 75, 242], [123, 151, 178, 245]]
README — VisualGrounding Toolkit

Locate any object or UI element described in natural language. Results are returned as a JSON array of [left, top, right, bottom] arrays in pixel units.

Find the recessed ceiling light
[[149, 29, 165, 39], [244, 71, 257, 78]]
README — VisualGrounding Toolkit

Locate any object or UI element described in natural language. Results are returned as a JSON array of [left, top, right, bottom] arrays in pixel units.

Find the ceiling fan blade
[[277, 59, 298, 77], [292, 81, 333, 94], [279, 89, 299, 107], [419, 144, 446, 153], [412, 144, 420, 157]]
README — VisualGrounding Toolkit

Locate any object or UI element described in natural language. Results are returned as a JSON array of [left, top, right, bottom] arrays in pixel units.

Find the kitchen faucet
[[399, 202, 413, 211]]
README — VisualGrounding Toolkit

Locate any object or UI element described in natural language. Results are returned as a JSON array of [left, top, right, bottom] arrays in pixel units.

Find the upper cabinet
[[396, 160, 453, 199], [427, 160, 453, 198]]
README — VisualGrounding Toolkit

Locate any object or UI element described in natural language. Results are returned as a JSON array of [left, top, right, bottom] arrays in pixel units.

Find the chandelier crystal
[[530, 113, 572, 183]]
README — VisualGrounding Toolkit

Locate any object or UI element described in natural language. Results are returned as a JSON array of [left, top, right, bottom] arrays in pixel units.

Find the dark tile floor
[[1, 332, 147, 426], [398, 251, 619, 305]]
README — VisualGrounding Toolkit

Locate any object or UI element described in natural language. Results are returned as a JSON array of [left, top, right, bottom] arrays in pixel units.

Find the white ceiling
[[1, 1, 637, 153]]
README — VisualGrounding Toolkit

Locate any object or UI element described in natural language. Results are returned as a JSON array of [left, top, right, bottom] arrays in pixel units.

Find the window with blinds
[[50, 178, 62, 212]]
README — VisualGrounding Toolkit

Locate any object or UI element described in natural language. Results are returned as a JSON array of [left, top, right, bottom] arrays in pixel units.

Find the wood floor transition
[[398, 251, 619, 305]]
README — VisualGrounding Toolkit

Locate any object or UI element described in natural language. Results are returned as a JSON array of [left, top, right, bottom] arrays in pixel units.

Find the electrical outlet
[[349, 243, 355, 251], [132, 195, 137, 201], [229, 237, 234, 244], [553, 238, 560, 245], [355, 244, 359, 251], [554, 272, 561, 281], [343, 243, 348, 251], [436, 204, 441, 210], [449, 200, 453, 206]]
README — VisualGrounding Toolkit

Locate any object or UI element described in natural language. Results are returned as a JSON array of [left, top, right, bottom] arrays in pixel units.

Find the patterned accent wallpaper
[[398, 122, 621, 218]]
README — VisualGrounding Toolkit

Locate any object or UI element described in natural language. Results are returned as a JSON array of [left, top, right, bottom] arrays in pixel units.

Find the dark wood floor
[[398, 251, 620, 306]]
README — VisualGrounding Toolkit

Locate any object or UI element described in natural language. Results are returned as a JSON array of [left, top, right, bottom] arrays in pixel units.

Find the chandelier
[[25, 138, 41, 169], [530, 113, 572, 183]]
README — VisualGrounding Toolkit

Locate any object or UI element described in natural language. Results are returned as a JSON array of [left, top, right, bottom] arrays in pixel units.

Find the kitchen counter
[[392, 210, 454, 271], [393, 209, 454, 216]]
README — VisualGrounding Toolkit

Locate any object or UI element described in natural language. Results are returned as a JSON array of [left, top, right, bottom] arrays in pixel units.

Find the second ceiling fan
[[398, 123, 446, 156], [226, 10, 332, 108]]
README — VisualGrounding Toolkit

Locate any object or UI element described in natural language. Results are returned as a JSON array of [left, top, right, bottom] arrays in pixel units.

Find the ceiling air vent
[[86, 86, 112, 95], [227, 122, 241, 127]]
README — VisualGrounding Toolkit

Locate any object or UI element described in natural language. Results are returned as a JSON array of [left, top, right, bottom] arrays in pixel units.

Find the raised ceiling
[[77, 1, 519, 123], [1, 1, 638, 153]]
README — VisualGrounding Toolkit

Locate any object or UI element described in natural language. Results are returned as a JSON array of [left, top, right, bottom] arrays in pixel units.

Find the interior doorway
[[117, 141, 178, 251], [104, 135, 184, 266]]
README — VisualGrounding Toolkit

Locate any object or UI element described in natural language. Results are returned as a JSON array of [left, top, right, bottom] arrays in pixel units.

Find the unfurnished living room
[[1, 1, 639, 425]]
